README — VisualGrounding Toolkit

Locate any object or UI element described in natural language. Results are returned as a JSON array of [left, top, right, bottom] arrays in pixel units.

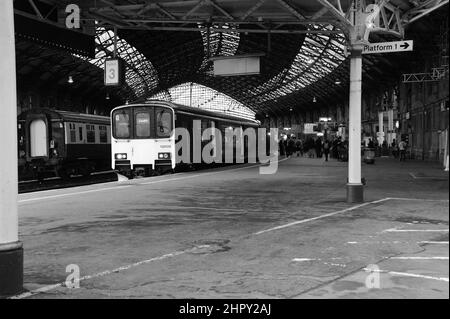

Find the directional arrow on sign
[[400, 42, 409, 50], [362, 40, 414, 55]]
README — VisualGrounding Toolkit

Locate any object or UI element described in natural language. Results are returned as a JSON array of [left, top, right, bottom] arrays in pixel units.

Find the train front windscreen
[[112, 106, 173, 140]]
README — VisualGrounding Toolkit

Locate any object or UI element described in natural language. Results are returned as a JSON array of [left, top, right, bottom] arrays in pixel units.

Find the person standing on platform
[[283, 138, 288, 157], [399, 140, 407, 161], [295, 138, 303, 157], [323, 140, 330, 162], [279, 137, 286, 157], [315, 138, 323, 159], [391, 139, 399, 158], [332, 137, 340, 159], [287, 136, 296, 157]]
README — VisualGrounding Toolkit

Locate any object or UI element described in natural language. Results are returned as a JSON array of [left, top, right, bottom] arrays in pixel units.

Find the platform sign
[[304, 123, 317, 134], [211, 54, 263, 76], [104, 59, 125, 86], [362, 40, 413, 55]]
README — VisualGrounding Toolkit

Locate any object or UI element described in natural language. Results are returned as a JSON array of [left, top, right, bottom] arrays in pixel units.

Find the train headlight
[[158, 153, 171, 160], [115, 153, 127, 160]]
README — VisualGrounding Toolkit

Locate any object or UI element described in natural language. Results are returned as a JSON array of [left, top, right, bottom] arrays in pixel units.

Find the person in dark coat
[[287, 137, 296, 157], [279, 138, 286, 156], [295, 138, 303, 157], [315, 138, 323, 159], [323, 140, 330, 162]]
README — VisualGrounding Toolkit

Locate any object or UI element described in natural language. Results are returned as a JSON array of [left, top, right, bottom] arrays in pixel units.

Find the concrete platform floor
[[12, 157, 449, 299]]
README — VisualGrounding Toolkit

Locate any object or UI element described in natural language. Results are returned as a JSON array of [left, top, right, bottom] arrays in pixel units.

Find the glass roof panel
[[151, 82, 256, 121], [76, 23, 346, 114]]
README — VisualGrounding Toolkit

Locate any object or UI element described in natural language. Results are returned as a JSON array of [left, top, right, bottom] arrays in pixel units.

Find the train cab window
[[135, 112, 152, 138], [113, 110, 131, 139], [155, 108, 173, 138]]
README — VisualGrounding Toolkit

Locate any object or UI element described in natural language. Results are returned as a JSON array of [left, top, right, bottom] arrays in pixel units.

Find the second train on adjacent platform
[[18, 108, 111, 180]]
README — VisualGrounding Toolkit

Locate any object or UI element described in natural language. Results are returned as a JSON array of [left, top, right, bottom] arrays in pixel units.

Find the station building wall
[[398, 77, 449, 161]]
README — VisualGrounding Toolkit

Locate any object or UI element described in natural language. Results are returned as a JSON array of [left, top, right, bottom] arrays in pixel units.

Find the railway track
[[18, 171, 118, 194]]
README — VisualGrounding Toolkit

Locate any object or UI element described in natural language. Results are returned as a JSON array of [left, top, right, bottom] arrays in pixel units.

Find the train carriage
[[18, 108, 111, 179], [111, 100, 260, 178]]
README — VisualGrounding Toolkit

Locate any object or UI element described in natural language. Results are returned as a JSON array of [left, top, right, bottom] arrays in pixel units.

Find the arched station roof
[[14, 0, 449, 119]]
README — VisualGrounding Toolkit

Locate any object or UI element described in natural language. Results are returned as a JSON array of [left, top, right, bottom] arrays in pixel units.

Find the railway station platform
[[13, 157, 448, 299]]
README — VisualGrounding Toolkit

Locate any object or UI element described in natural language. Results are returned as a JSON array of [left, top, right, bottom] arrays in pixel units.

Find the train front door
[[29, 119, 48, 157]]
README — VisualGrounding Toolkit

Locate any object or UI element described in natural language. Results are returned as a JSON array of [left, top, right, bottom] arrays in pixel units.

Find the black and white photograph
[[0, 0, 449, 309]]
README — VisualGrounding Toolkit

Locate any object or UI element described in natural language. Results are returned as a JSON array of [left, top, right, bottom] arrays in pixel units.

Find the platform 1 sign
[[362, 40, 413, 55]]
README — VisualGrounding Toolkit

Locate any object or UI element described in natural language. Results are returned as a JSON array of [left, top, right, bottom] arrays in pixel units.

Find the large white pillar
[[378, 111, 384, 145], [0, 0, 23, 296], [444, 129, 449, 171], [347, 45, 364, 203], [388, 109, 394, 144]]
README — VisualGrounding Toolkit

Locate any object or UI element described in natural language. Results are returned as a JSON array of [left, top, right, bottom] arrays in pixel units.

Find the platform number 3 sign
[[105, 59, 125, 86]]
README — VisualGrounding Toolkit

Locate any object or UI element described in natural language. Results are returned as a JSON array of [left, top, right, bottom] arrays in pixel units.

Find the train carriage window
[[69, 123, 76, 143], [86, 124, 96, 143], [113, 110, 131, 139], [155, 108, 173, 138], [99, 125, 108, 143], [135, 112, 152, 138], [79, 126, 83, 142]]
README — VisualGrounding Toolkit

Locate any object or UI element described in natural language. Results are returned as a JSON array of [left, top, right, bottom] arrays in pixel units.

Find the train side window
[[135, 112, 151, 138], [86, 124, 95, 143], [69, 123, 76, 143], [99, 125, 108, 143], [113, 110, 131, 139], [155, 108, 173, 138], [79, 126, 83, 142]]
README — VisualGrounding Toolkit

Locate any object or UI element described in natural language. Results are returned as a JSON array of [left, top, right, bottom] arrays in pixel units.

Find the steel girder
[[14, 0, 449, 117]]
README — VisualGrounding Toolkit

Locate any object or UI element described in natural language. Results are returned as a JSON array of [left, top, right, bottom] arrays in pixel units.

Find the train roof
[[112, 100, 260, 127], [18, 108, 110, 125]]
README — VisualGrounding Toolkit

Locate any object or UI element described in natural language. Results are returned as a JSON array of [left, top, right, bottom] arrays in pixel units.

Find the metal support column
[[346, 0, 367, 203], [347, 44, 364, 203], [0, 0, 23, 297]]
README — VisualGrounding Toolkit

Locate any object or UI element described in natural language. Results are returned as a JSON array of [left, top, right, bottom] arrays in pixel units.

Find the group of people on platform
[[279, 135, 409, 162], [366, 138, 408, 161], [278, 136, 349, 162]]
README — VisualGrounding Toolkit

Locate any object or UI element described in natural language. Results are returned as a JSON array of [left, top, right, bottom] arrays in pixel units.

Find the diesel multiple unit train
[[111, 100, 260, 177], [18, 101, 261, 179]]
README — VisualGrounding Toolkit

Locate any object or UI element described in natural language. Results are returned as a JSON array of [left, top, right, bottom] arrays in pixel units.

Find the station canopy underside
[[14, 0, 449, 118]]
